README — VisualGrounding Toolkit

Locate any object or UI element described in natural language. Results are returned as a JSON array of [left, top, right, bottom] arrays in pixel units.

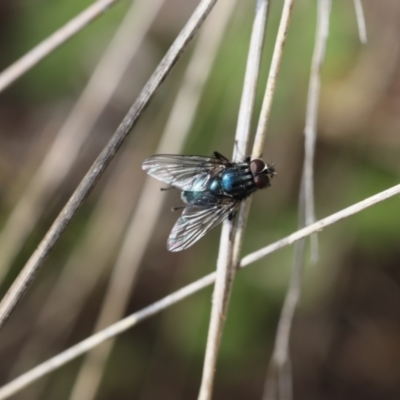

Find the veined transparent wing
[[142, 155, 228, 191], [167, 193, 239, 252]]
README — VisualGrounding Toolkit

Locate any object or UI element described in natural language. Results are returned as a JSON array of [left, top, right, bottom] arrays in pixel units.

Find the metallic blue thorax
[[181, 163, 256, 205], [212, 164, 256, 197]]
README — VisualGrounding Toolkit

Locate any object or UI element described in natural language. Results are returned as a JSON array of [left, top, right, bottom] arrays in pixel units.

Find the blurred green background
[[0, 0, 400, 399]]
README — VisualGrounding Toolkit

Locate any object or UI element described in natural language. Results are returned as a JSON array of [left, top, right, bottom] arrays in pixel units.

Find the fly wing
[[142, 155, 228, 191], [167, 193, 239, 252]]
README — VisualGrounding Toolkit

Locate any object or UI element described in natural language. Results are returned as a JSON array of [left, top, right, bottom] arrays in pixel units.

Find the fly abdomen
[[181, 191, 201, 204], [181, 190, 221, 207]]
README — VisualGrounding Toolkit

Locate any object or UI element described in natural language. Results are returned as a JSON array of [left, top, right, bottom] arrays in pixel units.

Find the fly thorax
[[220, 165, 255, 197]]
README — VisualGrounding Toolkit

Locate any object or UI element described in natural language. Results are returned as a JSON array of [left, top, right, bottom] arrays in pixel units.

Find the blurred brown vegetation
[[0, 0, 400, 399]]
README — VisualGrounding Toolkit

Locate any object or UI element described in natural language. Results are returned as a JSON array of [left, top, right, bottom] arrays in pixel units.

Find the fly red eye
[[250, 159, 265, 174], [254, 174, 270, 189]]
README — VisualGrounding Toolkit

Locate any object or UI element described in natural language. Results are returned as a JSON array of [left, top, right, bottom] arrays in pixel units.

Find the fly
[[142, 152, 276, 252]]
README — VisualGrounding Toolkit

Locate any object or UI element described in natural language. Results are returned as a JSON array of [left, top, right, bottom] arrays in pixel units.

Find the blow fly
[[142, 152, 276, 252]]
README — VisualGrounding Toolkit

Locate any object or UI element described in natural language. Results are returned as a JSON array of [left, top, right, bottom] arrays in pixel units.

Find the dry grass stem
[[234, 0, 270, 159], [0, 0, 164, 287], [0, 0, 120, 93], [198, 1, 271, 399], [264, 2, 331, 395], [0, 273, 217, 400], [231, 0, 270, 264], [353, 0, 367, 44], [67, 2, 236, 399], [240, 185, 400, 267], [1, 182, 399, 400], [252, 0, 295, 159], [302, 0, 330, 261], [0, 0, 218, 331], [6, 144, 138, 388]]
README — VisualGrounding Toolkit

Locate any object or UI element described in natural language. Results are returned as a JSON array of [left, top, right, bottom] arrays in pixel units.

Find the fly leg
[[213, 151, 230, 162], [228, 210, 240, 243], [161, 187, 182, 211], [228, 210, 237, 221], [171, 205, 185, 212]]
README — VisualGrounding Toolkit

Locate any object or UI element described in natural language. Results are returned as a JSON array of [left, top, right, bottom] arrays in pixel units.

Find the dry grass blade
[[0, 182, 399, 400], [0, 273, 217, 400], [240, 185, 400, 267], [234, 0, 271, 158], [353, 0, 367, 44], [252, 0, 295, 160], [0, 0, 120, 93], [206, 0, 297, 396], [197, 1, 270, 399], [263, 2, 329, 397], [0, 0, 164, 291], [198, 0, 297, 397], [5, 143, 139, 392], [0, 0, 218, 331], [302, 0, 330, 262], [67, 2, 237, 400], [233, 0, 295, 273]]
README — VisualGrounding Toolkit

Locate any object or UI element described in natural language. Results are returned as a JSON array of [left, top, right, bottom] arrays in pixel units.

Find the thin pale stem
[[1, 182, 399, 400], [263, 2, 330, 397], [0, 0, 164, 289], [241, 186, 400, 267], [231, 0, 271, 266], [353, 0, 367, 44], [0, 273, 217, 400], [234, 0, 270, 160], [304, 0, 331, 262], [3, 0, 164, 387], [263, 240, 305, 400], [198, 224, 234, 400], [198, 1, 270, 399], [6, 143, 139, 388], [0, 0, 218, 332], [0, 0, 120, 93], [252, 0, 295, 159]]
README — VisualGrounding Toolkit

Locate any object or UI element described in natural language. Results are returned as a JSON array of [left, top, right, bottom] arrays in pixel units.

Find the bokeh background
[[0, 0, 400, 399]]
